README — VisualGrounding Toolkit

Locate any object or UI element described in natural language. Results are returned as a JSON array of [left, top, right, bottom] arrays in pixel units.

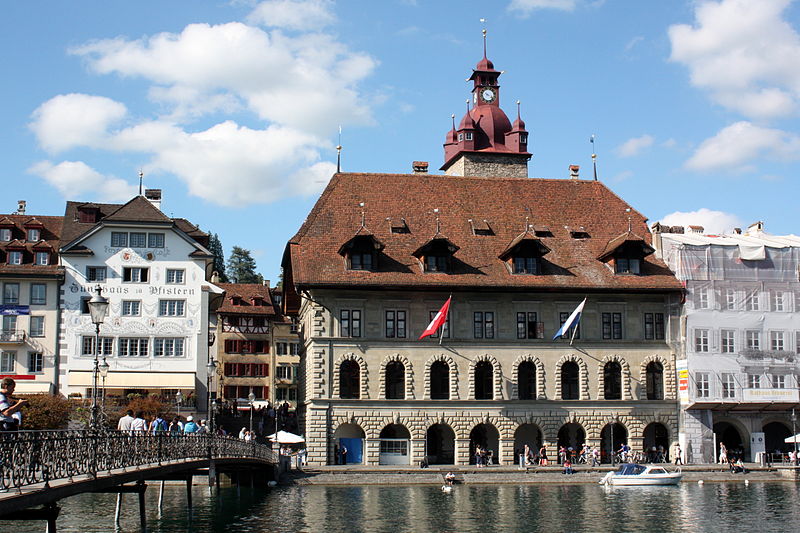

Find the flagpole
[[569, 321, 579, 346]]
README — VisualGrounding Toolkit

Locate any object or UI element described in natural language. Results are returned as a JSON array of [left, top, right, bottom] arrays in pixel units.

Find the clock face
[[481, 88, 496, 103]]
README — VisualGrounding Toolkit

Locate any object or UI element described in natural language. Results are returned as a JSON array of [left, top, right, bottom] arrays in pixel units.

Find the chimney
[[569, 165, 580, 179], [144, 189, 162, 211], [17, 200, 26, 215], [412, 161, 429, 174]]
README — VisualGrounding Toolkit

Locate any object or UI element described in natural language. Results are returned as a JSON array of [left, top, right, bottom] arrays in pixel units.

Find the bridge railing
[[0, 430, 276, 492]]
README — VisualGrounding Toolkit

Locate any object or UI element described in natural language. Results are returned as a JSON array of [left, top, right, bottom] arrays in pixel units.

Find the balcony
[[0, 330, 25, 344]]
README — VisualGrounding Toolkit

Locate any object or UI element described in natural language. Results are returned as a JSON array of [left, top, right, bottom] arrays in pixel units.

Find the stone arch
[[424, 353, 459, 400], [557, 414, 596, 441], [469, 354, 503, 400], [379, 353, 415, 400], [332, 352, 369, 400], [598, 355, 632, 400], [640, 354, 676, 400], [512, 354, 546, 400], [554, 354, 590, 400]]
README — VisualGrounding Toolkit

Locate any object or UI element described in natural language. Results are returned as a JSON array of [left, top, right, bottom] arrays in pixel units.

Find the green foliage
[[209, 232, 229, 282], [227, 245, 264, 284], [18, 394, 73, 430]]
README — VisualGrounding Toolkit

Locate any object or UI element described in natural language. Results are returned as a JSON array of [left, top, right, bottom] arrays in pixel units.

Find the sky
[[3, 0, 800, 282]]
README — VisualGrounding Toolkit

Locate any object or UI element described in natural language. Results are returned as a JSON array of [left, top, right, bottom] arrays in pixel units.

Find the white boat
[[599, 463, 683, 486]]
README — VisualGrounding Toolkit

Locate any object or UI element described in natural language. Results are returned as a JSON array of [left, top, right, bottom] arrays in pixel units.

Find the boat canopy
[[616, 464, 647, 475]]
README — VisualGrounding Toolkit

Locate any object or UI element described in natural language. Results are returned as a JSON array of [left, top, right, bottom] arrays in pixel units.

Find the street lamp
[[206, 358, 217, 433], [99, 357, 109, 423], [87, 284, 109, 429], [176, 390, 183, 418], [792, 409, 798, 466], [248, 391, 256, 434]]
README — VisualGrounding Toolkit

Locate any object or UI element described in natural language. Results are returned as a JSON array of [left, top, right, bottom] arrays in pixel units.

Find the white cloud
[[659, 208, 744, 235], [27, 160, 136, 202], [668, 0, 800, 119], [616, 134, 654, 158], [31, 7, 377, 206], [508, 0, 577, 17], [685, 121, 800, 171], [624, 36, 644, 52], [30, 94, 127, 153], [246, 0, 335, 31]]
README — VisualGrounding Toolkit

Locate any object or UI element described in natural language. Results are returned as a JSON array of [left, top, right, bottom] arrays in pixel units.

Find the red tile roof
[[217, 283, 277, 316], [285, 173, 683, 292], [0, 214, 64, 277]]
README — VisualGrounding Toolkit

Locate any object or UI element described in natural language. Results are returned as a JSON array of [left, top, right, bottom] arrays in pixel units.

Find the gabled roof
[[597, 230, 655, 261], [103, 196, 173, 223], [498, 230, 551, 261], [0, 214, 63, 277], [285, 172, 681, 292], [412, 235, 459, 258], [217, 283, 277, 316], [338, 226, 385, 256]]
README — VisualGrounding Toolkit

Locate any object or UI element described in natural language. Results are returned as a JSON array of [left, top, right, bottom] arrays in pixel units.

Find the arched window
[[475, 361, 493, 400], [517, 361, 537, 400], [561, 361, 579, 400], [646, 361, 664, 400], [339, 360, 360, 399], [604, 361, 622, 400], [385, 361, 405, 399], [430, 361, 449, 400]]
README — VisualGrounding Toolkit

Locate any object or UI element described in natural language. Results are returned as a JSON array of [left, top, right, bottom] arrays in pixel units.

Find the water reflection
[[8, 482, 800, 532]]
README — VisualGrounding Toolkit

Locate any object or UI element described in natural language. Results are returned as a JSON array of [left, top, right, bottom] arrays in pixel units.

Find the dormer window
[[514, 256, 539, 275], [520, 133, 528, 144], [27, 229, 40, 242], [615, 257, 641, 275], [0, 229, 10, 242], [499, 232, 550, 276], [465, 132, 473, 141], [414, 237, 459, 274], [339, 233, 383, 272], [7, 251, 22, 265], [77, 207, 99, 223], [35, 252, 49, 266], [251, 297, 265, 306], [458, 133, 464, 141], [231, 297, 243, 306]]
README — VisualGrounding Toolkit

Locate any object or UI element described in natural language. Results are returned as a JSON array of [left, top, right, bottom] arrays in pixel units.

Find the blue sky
[[3, 0, 800, 282]]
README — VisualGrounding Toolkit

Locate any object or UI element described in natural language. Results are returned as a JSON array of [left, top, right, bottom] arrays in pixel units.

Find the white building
[[654, 222, 800, 462], [58, 192, 222, 409]]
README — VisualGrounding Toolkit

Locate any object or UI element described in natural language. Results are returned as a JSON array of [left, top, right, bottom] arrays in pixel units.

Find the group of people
[[474, 445, 493, 466], [116, 411, 217, 435]]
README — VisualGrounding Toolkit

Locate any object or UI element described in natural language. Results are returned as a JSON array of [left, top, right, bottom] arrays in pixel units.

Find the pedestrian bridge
[[0, 430, 277, 531]]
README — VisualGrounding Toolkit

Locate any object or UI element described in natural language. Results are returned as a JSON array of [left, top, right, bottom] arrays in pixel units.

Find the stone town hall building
[[282, 49, 683, 466]]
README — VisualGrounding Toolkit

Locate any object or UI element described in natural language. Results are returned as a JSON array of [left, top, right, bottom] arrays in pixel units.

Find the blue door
[[339, 438, 363, 464]]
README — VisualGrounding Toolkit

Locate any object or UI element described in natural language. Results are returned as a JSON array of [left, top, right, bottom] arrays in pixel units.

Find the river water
[[10, 481, 800, 532]]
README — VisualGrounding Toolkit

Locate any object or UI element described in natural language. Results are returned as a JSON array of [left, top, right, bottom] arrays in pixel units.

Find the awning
[[686, 401, 800, 411], [14, 381, 54, 394], [69, 371, 195, 388], [268, 430, 305, 444], [785, 434, 800, 444]]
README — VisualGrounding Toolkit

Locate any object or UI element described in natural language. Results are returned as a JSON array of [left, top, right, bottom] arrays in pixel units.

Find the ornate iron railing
[[0, 430, 276, 492]]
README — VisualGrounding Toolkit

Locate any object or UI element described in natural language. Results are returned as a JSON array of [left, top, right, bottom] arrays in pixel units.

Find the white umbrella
[[268, 430, 305, 444], [784, 434, 800, 444]]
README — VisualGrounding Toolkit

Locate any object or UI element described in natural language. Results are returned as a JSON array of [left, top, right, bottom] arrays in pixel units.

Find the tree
[[19, 394, 73, 429], [208, 233, 229, 282], [227, 246, 264, 284]]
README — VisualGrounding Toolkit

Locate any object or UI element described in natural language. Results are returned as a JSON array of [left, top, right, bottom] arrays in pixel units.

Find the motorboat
[[599, 463, 682, 486]]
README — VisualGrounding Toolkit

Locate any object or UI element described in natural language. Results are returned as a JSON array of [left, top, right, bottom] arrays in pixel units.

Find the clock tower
[[442, 35, 531, 178]]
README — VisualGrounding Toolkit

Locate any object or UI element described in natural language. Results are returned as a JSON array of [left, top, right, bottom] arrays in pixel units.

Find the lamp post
[[206, 358, 217, 433], [176, 390, 183, 418], [99, 357, 109, 424], [792, 409, 798, 466], [248, 391, 256, 434], [87, 285, 109, 429]]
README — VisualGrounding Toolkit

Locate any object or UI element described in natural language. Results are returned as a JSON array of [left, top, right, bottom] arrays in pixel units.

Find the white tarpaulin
[[785, 434, 800, 444], [268, 430, 305, 444]]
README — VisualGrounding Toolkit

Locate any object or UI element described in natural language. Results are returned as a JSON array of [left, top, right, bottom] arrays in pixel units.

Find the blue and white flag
[[553, 298, 587, 340]]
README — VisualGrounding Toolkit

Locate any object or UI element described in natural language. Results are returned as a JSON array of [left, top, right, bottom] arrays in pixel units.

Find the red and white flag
[[418, 296, 452, 340]]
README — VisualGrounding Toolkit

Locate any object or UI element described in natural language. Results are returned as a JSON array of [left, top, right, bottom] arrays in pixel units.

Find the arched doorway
[[475, 361, 493, 400], [517, 361, 537, 400], [763, 421, 792, 455], [385, 361, 405, 399], [469, 423, 500, 464], [339, 359, 360, 399], [604, 361, 622, 400], [430, 360, 449, 400], [557, 423, 585, 462], [714, 421, 747, 460], [600, 422, 627, 463], [561, 362, 579, 399], [333, 423, 365, 465], [379, 424, 411, 465], [642, 422, 670, 462], [514, 424, 543, 464], [426, 423, 455, 464]]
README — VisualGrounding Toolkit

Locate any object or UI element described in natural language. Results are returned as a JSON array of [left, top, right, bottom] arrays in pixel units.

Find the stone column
[[305, 406, 329, 466], [365, 438, 381, 466], [499, 438, 515, 465], [411, 438, 426, 466], [456, 438, 471, 465]]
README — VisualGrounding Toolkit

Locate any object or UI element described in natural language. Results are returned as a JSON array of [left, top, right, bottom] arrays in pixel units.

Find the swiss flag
[[418, 297, 452, 340]]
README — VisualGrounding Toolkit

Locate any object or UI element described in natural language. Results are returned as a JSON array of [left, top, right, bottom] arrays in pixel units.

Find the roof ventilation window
[[469, 219, 494, 236], [388, 218, 411, 234], [568, 226, 590, 239], [533, 225, 552, 238]]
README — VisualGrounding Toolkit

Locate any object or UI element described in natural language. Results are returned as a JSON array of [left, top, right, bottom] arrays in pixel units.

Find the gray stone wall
[[444, 153, 530, 178]]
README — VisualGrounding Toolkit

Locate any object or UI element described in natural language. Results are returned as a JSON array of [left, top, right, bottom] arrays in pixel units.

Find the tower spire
[[590, 134, 598, 181], [480, 18, 487, 58], [138, 169, 144, 195], [337, 125, 342, 173]]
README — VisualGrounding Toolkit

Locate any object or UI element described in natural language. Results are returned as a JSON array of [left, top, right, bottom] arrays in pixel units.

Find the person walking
[[591, 446, 600, 467], [117, 409, 134, 432], [719, 442, 727, 465], [674, 443, 683, 465], [131, 412, 147, 433], [183, 415, 199, 434], [539, 445, 548, 466]]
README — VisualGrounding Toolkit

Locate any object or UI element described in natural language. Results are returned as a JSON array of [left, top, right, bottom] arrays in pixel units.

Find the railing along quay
[[0, 430, 276, 492]]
